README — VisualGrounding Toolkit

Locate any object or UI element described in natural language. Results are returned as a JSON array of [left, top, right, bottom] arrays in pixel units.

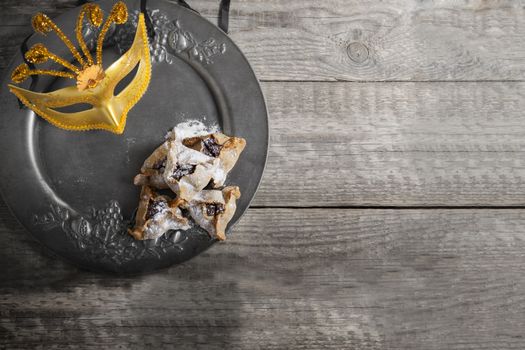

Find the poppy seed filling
[[152, 157, 167, 171], [206, 203, 225, 216], [203, 137, 222, 158], [146, 199, 168, 220], [172, 163, 197, 180]]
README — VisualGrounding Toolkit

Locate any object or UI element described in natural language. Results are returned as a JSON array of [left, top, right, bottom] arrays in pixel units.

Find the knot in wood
[[347, 42, 369, 63]]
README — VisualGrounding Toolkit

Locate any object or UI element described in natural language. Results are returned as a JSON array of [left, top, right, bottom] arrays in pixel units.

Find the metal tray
[[0, 0, 268, 274]]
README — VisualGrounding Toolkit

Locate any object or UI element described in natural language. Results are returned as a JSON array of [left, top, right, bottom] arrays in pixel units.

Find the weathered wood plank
[[2, 0, 525, 81], [253, 81, 525, 206], [0, 0, 77, 25], [2, 202, 525, 349], [1, 80, 524, 207]]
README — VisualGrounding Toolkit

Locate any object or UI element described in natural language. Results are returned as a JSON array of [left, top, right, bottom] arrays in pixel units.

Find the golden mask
[[8, 1, 152, 134]]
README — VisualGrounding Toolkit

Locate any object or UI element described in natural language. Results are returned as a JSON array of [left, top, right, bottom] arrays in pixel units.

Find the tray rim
[[0, 0, 269, 274]]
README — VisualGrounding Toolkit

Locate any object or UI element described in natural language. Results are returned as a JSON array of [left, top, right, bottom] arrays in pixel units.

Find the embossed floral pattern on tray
[[33, 201, 189, 266], [83, 9, 226, 65], [39, 7, 225, 267]]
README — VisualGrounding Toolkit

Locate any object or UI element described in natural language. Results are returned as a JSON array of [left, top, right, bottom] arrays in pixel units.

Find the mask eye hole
[[53, 103, 93, 113], [114, 62, 139, 96]]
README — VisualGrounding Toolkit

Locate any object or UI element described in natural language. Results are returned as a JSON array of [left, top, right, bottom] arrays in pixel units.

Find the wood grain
[[2, 1, 525, 350], [253, 81, 525, 207], [2, 202, 525, 349], [2, 0, 525, 81], [5, 49, 525, 205]]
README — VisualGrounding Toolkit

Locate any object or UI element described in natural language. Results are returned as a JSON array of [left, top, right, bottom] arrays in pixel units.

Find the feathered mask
[[8, 1, 151, 134]]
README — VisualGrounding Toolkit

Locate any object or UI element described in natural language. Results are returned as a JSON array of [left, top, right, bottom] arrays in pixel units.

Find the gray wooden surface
[[2, 1, 525, 349]]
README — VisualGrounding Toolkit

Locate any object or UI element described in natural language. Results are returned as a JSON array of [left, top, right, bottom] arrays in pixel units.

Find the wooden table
[[2, 1, 525, 349]]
